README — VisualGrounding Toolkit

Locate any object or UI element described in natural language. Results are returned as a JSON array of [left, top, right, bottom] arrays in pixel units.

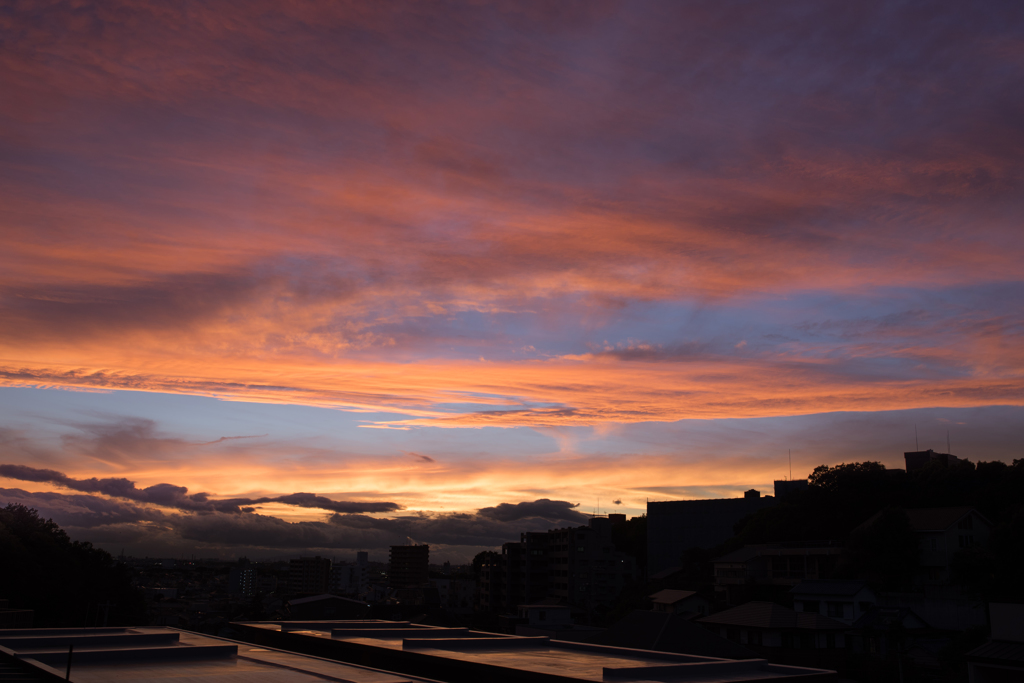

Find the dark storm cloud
[[0, 484, 591, 555], [476, 498, 588, 523], [0, 487, 165, 528], [0, 464, 401, 514]]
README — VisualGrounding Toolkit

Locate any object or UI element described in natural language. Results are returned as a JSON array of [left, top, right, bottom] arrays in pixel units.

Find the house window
[[803, 600, 820, 614], [959, 535, 974, 548], [539, 611, 546, 621], [827, 602, 844, 618], [748, 630, 762, 646], [859, 601, 873, 614]]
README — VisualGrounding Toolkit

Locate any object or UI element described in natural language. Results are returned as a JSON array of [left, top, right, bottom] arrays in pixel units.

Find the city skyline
[[2, 2, 1022, 562]]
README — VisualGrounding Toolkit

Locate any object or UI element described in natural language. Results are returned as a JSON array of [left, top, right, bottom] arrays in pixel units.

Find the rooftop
[[234, 619, 838, 682], [649, 590, 698, 604], [0, 626, 438, 683]]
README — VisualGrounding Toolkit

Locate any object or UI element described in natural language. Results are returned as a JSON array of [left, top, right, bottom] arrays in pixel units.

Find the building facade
[[648, 490, 776, 575]]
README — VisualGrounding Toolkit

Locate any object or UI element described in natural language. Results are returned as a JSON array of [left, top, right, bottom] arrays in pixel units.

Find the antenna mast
[[789, 449, 792, 481], [915, 425, 919, 451], [947, 430, 951, 454]]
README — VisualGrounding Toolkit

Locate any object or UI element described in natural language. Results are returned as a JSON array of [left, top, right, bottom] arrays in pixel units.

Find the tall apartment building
[[647, 489, 776, 575], [389, 545, 429, 589], [228, 557, 258, 597], [288, 556, 332, 595], [330, 551, 370, 595], [479, 516, 635, 616]]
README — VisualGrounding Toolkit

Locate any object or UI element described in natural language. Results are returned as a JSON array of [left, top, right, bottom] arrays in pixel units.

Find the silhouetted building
[[773, 479, 809, 498], [478, 516, 636, 615], [648, 491, 776, 575], [389, 545, 429, 588], [698, 601, 848, 669], [289, 555, 332, 595], [713, 542, 844, 605], [649, 589, 710, 616], [904, 449, 962, 472], [228, 557, 258, 597], [854, 506, 992, 585], [330, 551, 370, 595]]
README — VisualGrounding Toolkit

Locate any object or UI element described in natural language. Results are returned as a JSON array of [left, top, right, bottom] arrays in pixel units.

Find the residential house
[[649, 589, 710, 617], [697, 601, 847, 669], [790, 579, 877, 626], [966, 603, 1024, 682]]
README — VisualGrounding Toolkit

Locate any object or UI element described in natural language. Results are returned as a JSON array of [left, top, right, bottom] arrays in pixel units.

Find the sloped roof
[[587, 610, 756, 660], [852, 607, 930, 630], [649, 589, 698, 604], [790, 579, 869, 597], [905, 507, 987, 532], [713, 546, 763, 563], [288, 594, 366, 606], [966, 640, 1024, 664], [698, 601, 847, 630]]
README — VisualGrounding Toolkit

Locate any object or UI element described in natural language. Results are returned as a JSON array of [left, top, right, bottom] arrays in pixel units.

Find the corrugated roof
[[698, 601, 846, 630], [789, 579, 869, 596], [966, 640, 1024, 663], [712, 545, 763, 563], [649, 589, 697, 604]]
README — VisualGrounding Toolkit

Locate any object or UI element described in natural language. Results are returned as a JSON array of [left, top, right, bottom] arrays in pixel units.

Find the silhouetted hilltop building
[[288, 556, 332, 595], [904, 449, 962, 472], [648, 490, 776, 575], [389, 545, 429, 589], [773, 479, 809, 498]]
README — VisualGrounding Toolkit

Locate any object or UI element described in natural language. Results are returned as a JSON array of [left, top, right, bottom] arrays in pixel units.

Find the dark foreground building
[[232, 618, 838, 682], [648, 489, 776, 575]]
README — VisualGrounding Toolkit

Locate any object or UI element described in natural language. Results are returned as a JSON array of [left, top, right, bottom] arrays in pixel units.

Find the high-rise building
[[477, 516, 635, 615], [289, 556, 332, 595], [228, 557, 258, 597], [388, 545, 429, 588]]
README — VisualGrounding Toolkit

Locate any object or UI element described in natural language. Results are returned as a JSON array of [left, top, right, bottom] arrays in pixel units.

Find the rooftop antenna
[[915, 425, 919, 451], [789, 449, 792, 481], [947, 430, 951, 454]]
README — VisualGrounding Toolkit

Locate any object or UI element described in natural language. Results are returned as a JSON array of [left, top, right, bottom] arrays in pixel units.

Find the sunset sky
[[2, 1, 1022, 562]]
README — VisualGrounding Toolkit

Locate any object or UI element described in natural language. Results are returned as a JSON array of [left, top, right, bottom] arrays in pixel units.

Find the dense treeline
[[0, 504, 145, 626]]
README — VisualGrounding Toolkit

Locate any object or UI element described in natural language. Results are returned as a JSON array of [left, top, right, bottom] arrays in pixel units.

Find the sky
[[1, 1, 1022, 563]]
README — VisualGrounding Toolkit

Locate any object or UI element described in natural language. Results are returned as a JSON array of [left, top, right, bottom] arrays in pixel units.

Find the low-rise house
[[697, 601, 848, 670], [966, 603, 1024, 683], [907, 507, 992, 585], [790, 579, 877, 625], [649, 589, 711, 616], [712, 542, 844, 604]]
